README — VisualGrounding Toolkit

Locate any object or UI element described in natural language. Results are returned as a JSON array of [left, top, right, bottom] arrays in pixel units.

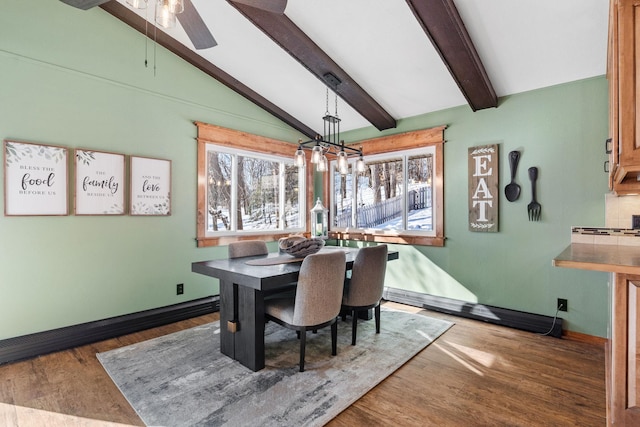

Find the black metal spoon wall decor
[[504, 150, 521, 202]]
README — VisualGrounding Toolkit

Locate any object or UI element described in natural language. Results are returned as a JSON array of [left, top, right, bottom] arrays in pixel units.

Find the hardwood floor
[[0, 302, 606, 426]]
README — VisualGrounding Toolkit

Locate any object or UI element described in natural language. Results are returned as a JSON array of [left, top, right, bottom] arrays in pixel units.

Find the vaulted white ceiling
[[105, 0, 608, 135]]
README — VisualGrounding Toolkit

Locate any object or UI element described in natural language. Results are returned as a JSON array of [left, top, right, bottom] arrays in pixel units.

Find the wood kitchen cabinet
[[608, 0, 640, 194], [553, 244, 640, 426], [611, 273, 640, 425]]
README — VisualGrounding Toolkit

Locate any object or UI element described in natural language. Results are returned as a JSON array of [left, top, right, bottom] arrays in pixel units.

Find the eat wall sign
[[468, 144, 499, 232]]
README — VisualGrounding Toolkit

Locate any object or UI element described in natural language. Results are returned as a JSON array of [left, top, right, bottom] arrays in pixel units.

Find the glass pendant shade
[[127, 0, 147, 9], [294, 146, 306, 167], [310, 144, 322, 164], [356, 155, 366, 173], [317, 155, 328, 172], [336, 150, 348, 172], [338, 161, 349, 175]]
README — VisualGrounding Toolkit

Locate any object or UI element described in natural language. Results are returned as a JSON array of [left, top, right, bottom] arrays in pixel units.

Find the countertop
[[553, 243, 640, 275]]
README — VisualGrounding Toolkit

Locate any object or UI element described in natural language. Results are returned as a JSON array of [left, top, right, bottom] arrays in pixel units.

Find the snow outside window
[[331, 146, 436, 237], [205, 144, 305, 236]]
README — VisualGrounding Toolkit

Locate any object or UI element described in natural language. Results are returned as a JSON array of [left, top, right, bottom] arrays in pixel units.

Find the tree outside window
[[325, 127, 444, 247], [195, 122, 311, 248], [332, 151, 434, 233], [206, 146, 303, 234]]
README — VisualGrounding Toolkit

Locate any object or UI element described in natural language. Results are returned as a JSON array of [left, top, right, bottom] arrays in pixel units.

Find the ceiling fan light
[[168, 0, 184, 14], [156, 0, 177, 28], [127, 0, 147, 9]]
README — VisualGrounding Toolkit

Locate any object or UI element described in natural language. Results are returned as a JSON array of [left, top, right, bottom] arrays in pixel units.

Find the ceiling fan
[[58, 0, 287, 50]]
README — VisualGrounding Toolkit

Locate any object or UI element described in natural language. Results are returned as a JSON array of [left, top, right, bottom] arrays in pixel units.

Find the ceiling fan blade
[[231, 0, 287, 14], [59, 0, 110, 10], [177, 0, 217, 50]]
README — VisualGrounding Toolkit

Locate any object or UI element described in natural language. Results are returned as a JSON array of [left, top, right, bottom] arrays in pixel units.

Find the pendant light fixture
[[294, 77, 366, 175], [294, 141, 305, 167]]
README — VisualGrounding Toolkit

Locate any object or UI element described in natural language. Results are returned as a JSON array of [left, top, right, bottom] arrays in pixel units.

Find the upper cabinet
[[609, 0, 640, 194]]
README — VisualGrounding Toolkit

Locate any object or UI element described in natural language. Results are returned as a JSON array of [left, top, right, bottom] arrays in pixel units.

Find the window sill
[[329, 231, 445, 247], [196, 233, 302, 248]]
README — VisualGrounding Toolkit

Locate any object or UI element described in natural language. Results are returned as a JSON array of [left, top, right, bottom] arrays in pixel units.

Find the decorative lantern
[[310, 198, 328, 239]]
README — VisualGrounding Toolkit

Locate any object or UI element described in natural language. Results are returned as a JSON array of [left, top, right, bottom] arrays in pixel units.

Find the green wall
[[0, 0, 300, 339], [346, 77, 610, 337], [1, 0, 609, 339]]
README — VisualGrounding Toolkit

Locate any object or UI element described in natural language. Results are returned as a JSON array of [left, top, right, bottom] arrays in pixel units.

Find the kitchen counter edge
[[553, 243, 640, 275]]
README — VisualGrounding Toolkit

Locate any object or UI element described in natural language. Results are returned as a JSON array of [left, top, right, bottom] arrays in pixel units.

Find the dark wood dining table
[[192, 246, 399, 371]]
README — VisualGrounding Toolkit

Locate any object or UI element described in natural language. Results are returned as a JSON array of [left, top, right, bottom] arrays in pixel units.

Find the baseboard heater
[[0, 296, 219, 366], [383, 287, 563, 338]]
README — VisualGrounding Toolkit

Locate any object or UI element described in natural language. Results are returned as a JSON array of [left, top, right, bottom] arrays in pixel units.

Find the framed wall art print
[[130, 155, 171, 216], [75, 149, 126, 215], [4, 140, 69, 216]]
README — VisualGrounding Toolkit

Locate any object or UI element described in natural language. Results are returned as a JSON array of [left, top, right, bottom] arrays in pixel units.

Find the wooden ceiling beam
[[99, 1, 316, 139], [406, 0, 497, 111], [59, 0, 110, 10], [228, 1, 397, 131]]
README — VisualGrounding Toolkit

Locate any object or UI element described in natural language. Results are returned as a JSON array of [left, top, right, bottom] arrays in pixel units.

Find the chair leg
[[331, 321, 338, 356], [375, 303, 381, 334], [351, 309, 358, 345], [299, 329, 306, 372], [340, 306, 348, 322]]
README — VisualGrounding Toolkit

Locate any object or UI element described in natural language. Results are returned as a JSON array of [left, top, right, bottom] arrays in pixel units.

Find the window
[[326, 127, 445, 247], [206, 146, 303, 234], [332, 148, 435, 232], [195, 122, 312, 248], [195, 122, 444, 247]]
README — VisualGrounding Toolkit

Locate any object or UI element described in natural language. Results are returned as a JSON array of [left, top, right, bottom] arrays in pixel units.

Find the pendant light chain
[[325, 87, 330, 116]]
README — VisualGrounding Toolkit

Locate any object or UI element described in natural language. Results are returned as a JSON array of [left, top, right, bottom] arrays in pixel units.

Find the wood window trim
[[195, 122, 314, 248], [195, 122, 446, 248], [324, 126, 446, 247]]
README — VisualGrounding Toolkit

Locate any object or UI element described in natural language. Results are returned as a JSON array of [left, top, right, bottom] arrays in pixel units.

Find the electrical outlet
[[557, 298, 567, 312], [177, 283, 184, 295]]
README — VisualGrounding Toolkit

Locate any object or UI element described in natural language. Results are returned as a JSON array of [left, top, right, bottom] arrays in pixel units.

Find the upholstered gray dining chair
[[264, 250, 346, 372], [228, 240, 268, 258], [341, 244, 388, 345]]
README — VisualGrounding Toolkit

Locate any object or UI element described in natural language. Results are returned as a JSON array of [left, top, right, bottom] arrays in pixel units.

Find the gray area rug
[[97, 308, 453, 427]]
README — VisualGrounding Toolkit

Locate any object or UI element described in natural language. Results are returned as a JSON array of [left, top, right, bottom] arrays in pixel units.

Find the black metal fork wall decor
[[527, 166, 541, 221]]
